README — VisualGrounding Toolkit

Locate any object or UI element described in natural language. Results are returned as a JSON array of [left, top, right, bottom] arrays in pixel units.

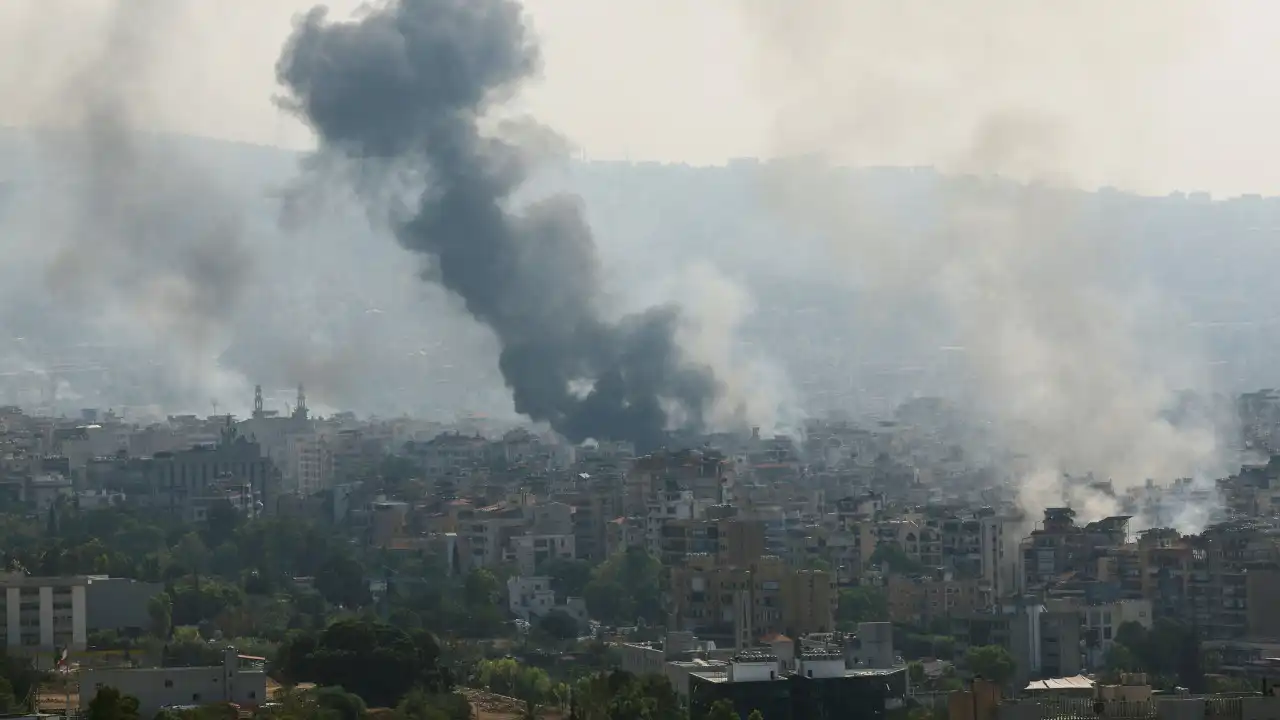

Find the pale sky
[[4, 0, 1280, 196]]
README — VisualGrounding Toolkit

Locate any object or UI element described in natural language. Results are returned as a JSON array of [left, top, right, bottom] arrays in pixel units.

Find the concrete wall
[[81, 664, 265, 717], [85, 578, 164, 633]]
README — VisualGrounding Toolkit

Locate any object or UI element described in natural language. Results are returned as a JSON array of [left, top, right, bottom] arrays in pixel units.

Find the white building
[[507, 576, 557, 621], [506, 575, 589, 628], [644, 489, 702, 557], [0, 574, 162, 659], [81, 647, 266, 717], [1082, 599, 1153, 668], [284, 433, 334, 497]]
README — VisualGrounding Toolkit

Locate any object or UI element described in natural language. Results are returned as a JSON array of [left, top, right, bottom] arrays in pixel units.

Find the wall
[[80, 666, 266, 717], [85, 578, 163, 634]]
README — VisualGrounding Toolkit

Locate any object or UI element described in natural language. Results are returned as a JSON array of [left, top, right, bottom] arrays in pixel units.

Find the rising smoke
[[14, 0, 253, 413], [741, 0, 1234, 529], [274, 0, 728, 449]]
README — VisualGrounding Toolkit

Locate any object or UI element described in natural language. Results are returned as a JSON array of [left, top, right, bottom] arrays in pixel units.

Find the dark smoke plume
[[275, 0, 721, 449]]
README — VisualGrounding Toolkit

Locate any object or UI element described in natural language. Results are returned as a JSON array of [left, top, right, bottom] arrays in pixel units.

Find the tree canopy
[[277, 619, 452, 707], [964, 645, 1016, 686]]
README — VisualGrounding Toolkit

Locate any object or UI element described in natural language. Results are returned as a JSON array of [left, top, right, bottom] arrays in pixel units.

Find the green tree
[[538, 610, 581, 641], [705, 699, 738, 720], [747, 710, 764, 720], [86, 686, 141, 720], [396, 688, 471, 720], [460, 569, 504, 636], [202, 501, 242, 549], [148, 592, 173, 639], [474, 659, 551, 705], [965, 645, 1016, 687], [173, 533, 209, 577], [1104, 643, 1138, 673], [277, 619, 451, 707], [538, 558, 593, 599], [584, 548, 663, 625], [0, 651, 44, 707], [836, 586, 888, 627], [0, 676, 15, 713], [464, 568, 499, 606], [312, 686, 367, 720], [1114, 622, 1149, 665], [314, 552, 370, 608], [908, 661, 925, 684]]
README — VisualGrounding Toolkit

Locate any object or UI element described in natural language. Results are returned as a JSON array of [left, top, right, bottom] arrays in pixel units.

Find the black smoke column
[[276, 0, 721, 449]]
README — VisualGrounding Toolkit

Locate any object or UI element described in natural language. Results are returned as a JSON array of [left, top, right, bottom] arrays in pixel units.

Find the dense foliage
[[277, 620, 453, 707]]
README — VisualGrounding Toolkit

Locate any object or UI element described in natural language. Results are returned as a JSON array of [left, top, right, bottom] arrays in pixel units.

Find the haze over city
[[3, 5, 1280, 713]]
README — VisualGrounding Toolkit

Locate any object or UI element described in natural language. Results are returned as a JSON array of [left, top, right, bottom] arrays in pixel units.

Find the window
[[164, 680, 173, 688], [192, 694, 201, 702], [249, 692, 256, 700]]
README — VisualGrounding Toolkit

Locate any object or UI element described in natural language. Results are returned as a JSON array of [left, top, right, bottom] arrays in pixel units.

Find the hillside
[[1, 128, 1278, 419]]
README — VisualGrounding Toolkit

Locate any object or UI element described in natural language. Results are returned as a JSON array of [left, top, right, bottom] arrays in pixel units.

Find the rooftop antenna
[[252, 385, 265, 419]]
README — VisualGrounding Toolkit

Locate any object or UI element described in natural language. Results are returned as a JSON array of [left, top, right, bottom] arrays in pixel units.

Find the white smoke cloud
[[742, 0, 1233, 529], [666, 263, 802, 437]]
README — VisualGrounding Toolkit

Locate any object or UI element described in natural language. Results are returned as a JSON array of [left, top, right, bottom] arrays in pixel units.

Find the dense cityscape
[[6, 1, 1280, 720], [0, 380, 1274, 719]]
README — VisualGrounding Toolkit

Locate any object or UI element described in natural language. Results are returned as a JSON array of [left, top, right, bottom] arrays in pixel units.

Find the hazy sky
[[3, 0, 1280, 196]]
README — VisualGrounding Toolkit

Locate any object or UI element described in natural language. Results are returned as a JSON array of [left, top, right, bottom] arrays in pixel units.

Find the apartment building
[[658, 518, 767, 568], [645, 489, 703, 558], [952, 601, 1083, 686], [509, 533, 575, 575], [143, 427, 278, 519], [0, 574, 161, 657], [1068, 598, 1153, 667], [283, 433, 333, 497], [455, 502, 525, 568], [886, 573, 993, 627], [506, 576, 587, 627], [1020, 509, 1130, 593], [669, 555, 836, 648], [627, 449, 731, 516]]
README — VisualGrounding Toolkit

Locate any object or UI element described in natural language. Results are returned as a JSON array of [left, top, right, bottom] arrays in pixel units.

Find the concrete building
[[144, 424, 278, 519], [510, 533, 576, 575], [1075, 599, 1153, 668], [0, 574, 162, 657], [687, 650, 907, 720], [368, 500, 410, 548], [886, 573, 993, 627], [669, 555, 837, 648], [81, 647, 266, 716], [953, 600, 1083, 686], [627, 449, 731, 517], [657, 518, 767, 568], [845, 622, 898, 669], [283, 433, 333, 497], [506, 576, 588, 627]]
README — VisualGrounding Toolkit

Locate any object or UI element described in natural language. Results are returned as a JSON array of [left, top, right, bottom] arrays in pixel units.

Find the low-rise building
[[80, 647, 266, 717], [687, 650, 907, 720], [506, 576, 588, 628]]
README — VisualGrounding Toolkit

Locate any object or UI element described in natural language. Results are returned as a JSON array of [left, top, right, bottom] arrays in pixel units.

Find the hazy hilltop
[[1, 128, 1279, 421]]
